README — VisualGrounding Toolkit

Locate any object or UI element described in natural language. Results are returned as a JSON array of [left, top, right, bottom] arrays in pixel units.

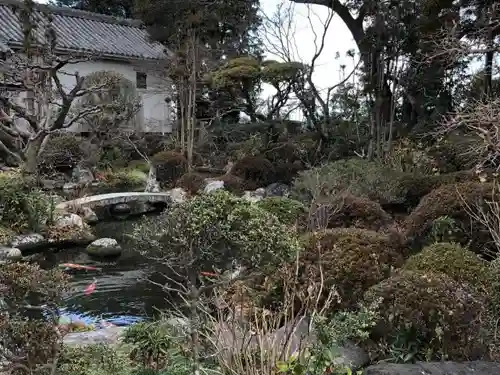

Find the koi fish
[[84, 279, 97, 295], [60, 263, 100, 271]]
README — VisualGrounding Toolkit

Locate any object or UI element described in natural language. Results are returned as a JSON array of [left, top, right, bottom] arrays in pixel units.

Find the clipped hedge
[[291, 158, 406, 205], [404, 181, 495, 253], [176, 172, 206, 195], [300, 228, 405, 309], [308, 193, 392, 231], [363, 270, 489, 360], [257, 197, 306, 225], [232, 156, 275, 190], [151, 151, 187, 185], [403, 242, 490, 291]]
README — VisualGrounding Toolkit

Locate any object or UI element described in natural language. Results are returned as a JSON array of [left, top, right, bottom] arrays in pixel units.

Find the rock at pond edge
[[63, 326, 126, 346], [10, 233, 47, 251], [362, 361, 500, 375], [86, 238, 122, 257], [0, 246, 22, 263]]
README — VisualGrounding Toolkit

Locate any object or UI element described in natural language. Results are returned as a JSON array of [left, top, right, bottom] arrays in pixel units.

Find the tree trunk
[[23, 131, 47, 173]]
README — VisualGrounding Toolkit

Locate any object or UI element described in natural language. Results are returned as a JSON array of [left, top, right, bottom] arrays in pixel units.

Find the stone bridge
[[56, 191, 185, 220]]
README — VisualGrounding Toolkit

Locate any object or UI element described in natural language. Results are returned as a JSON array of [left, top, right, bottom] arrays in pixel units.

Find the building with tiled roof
[[0, 0, 173, 133]]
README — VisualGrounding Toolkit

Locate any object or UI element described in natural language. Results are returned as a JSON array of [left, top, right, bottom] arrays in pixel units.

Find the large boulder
[[0, 246, 22, 263], [86, 238, 122, 257], [54, 213, 84, 229], [363, 361, 500, 375], [63, 326, 126, 347], [10, 233, 47, 251]]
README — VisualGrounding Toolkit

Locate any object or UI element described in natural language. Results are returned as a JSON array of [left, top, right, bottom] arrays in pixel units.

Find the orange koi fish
[[60, 263, 100, 271], [200, 271, 218, 277], [84, 279, 97, 295]]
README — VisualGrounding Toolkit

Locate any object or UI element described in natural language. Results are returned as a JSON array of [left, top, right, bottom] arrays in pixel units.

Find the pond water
[[38, 218, 170, 326]]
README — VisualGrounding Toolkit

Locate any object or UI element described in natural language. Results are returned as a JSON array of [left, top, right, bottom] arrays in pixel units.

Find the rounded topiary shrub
[[232, 156, 275, 190], [37, 135, 84, 173], [403, 242, 490, 292], [300, 228, 405, 309], [176, 172, 206, 195], [217, 174, 245, 195], [404, 181, 495, 254], [151, 151, 187, 186], [257, 197, 306, 225], [291, 158, 406, 205], [363, 270, 489, 360], [308, 193, 392, 232]]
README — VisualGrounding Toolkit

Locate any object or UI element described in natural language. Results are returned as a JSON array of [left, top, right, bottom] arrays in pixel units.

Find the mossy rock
[[363, 270, 489, 361], [176, 172, 206, 195], [308, 193, 392, 232], [299, 228, 405, 309], [403, 242, 490, 292], [232, 156, 275, 190], [151, 151, 187, 185], [404, 181, 496, 254]]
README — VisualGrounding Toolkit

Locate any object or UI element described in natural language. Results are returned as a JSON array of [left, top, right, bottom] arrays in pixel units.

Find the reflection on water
[[39, 218, 171, 324]]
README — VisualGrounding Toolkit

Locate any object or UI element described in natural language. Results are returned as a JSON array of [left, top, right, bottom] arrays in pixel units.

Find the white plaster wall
[[59, 59, 173, 133]]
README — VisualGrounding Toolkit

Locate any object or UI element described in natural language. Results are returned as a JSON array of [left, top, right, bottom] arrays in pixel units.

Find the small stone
[[168, 188, 187, 204], [72, 166, 94, 184], [10, 233, 46, 251], [55, 213, 84, 229], [265, 183, 290, 197], [86, 238, 122, 257], [0, 246, 22, 262], [204, 180, 224, 193], [242, 191, 264, 203], [254, 188, 266, 197]]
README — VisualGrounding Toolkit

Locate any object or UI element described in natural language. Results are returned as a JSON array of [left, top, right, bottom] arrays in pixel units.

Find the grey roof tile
[[0, 0, 166, 60]]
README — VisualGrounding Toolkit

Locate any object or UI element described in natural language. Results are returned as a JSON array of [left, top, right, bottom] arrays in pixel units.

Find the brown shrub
[[404, 181, 495, 251], [274, 160, 305, 185], [398, 169, 489, 208], [363, 270, 489, 360], [151, 151, 187, 185], [299, 228, 405, 309], [263, 142, 301, 164], [176, 172, 206, 195], [215, 174, 245, 195], [232, 156, 275, 189], [308, 193, 393, 231]]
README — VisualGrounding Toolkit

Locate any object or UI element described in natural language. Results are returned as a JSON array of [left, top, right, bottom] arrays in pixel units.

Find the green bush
[[488, 258, 500, 315], [128, 160, 151, 174], [57, 344, 132, 375], [0, 262, 69, 369], [151, 151, 187, 185], [37, 134, 84, 172], [404, 181, 495, 254], [132, 190, 300, 274], [124, 321, 184, 370], [291, 158, 406, 205], [257, 197, 306, 225], [0, 172, 52, 231], [363, 270, 489, 361], [102, 168, 148, 190], [403, 242, 490, 291], [299, 228, 405, 309]]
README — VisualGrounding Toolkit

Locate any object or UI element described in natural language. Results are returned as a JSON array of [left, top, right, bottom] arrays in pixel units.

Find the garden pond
[[37, 218, 170, 327]]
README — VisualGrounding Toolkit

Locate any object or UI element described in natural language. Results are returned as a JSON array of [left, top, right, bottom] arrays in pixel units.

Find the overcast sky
[[38, 0, 358, 119]]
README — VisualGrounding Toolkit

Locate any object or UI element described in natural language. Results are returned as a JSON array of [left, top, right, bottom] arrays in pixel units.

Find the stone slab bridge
[[56, 191, 179, 220]]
